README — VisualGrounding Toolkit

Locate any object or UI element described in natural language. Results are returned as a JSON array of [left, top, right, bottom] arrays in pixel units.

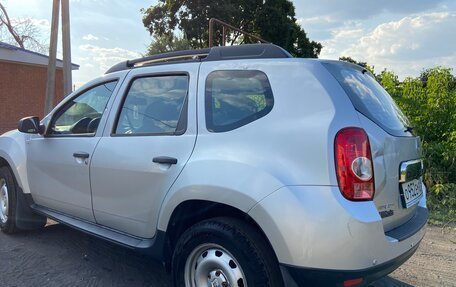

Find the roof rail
[[105, 48, 210, 74], [105, 44, 292, 74]]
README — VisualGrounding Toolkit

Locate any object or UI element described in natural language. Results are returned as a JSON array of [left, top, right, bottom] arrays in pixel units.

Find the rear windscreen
[[323, 62, 410, 137]]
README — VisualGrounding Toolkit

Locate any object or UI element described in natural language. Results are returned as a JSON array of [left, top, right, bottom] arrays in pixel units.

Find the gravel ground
[[0, 222, 454, 287]]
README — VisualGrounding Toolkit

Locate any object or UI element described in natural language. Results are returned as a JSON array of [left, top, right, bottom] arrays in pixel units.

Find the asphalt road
[[0, 222, 454, 287]]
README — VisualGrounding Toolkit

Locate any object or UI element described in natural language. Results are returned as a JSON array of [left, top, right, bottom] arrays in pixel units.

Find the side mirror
[[18, 116, 45, 134]]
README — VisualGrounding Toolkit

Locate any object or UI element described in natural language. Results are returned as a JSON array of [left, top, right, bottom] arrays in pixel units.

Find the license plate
[[400, 178, 423, 208]]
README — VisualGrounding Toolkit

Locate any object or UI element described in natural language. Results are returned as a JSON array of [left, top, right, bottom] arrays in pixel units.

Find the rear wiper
[[404, 125, 414, 133]]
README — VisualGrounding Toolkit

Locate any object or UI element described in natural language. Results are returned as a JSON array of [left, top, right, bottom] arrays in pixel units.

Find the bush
[[427, 183, 456, 225], [380, 67, 456, 225]]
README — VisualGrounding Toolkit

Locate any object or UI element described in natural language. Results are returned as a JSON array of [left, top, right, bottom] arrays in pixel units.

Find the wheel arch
[[162, 199, 279, 270], [0, 156, 8, 168], [0, 132, 30, 193], [0, 151, 47, 231], [0, 156, 18, 187]]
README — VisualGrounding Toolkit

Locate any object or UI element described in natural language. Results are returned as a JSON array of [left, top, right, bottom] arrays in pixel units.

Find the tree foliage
[[339, 56, 375, 75], [254, 0, 322, 57], [0, 3, 47, 53], [381, 67, 456, 224], [141, 0, 321, 57], [146, 34, 191, 55]]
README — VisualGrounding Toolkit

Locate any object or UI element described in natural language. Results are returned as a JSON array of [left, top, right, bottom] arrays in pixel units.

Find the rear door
[[90, 63, 199, 238], [324, 62, 424, 231]]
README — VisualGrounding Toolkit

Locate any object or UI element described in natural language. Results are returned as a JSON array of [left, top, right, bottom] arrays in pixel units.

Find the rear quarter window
[[323, 62, 410, 137], [205, 70, 274, 132]]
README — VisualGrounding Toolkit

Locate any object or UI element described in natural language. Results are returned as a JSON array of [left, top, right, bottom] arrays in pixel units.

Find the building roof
[[0, 41, 79, 70]]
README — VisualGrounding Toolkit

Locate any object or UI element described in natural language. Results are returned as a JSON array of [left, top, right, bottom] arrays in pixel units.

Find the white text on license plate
[[401, 178, 423, 208]]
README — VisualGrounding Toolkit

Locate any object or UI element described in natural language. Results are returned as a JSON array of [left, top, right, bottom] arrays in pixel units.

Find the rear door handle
[[73, 152, 90, 159], [153, 156, 178, 165]]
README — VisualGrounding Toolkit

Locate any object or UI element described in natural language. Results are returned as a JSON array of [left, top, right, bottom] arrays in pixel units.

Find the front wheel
[[0, 166, 19, 233], [0, 166, 46, 233], [172, 217, 284, 287]]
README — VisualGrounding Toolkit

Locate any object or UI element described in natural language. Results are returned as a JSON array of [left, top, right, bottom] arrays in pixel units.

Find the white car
[[0, 44, 427, 287]]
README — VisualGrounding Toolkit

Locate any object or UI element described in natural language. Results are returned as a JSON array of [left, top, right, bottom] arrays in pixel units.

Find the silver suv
[[0, 44, 428, 287]]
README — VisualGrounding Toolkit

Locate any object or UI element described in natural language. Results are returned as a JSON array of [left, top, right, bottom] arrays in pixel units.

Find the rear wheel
[[0, 166, 19, 233], [172, 217, 284, 287]]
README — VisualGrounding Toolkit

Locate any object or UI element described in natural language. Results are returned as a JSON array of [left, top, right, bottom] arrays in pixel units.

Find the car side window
[[49, 81, 118, 135], [205, 70, 274, 133], [114, 75, 189, 136]]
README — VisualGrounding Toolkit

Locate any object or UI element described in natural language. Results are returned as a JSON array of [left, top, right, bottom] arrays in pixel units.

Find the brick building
[[0, 41, 79, 134]]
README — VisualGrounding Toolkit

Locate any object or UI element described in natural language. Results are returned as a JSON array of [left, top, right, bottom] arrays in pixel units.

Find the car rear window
[[323, 62, 410, 136]]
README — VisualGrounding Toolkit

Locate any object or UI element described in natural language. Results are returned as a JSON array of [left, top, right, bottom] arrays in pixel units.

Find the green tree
[[338, 56, 375, 75], [142, 0, 261, 49], [377, 69, 401, 98], [392, 67, 456, 223], [254, 0, 321, 57], [418, 67, 456, 142], [141, 0, 321, 57], [146, 34, 191, 55]]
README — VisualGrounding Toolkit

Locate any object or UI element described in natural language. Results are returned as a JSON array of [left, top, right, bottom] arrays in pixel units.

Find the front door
[[90, 63, 199, 238], [27, 80, 120, 221]]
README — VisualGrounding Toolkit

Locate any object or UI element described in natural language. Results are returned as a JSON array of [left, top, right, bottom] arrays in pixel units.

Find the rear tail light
[[343, 278, 364, 287], [335, 127, 375, 201]]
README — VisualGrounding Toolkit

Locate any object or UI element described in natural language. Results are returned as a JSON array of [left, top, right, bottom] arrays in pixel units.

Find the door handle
[[153, 156, 178, 165], [73, 152, 90, 159]]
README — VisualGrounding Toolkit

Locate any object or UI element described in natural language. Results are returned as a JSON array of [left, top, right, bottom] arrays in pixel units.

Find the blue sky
[[2, 0, 455, 87]]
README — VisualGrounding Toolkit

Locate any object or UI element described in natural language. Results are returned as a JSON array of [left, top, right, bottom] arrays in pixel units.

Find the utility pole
[[61, 0, 72, 96], [44, 0, 60, 115]]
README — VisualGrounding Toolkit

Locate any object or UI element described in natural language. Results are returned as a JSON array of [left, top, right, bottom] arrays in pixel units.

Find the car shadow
[[3, 222, 415, 287], [370, 276, 415, 287], [2, 222, 172, 287]]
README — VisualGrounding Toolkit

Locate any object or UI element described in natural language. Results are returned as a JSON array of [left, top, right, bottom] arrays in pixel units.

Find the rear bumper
[[280, 241, 420, 287], [248, 185, 428, 280], [385, 206, 428, 241]]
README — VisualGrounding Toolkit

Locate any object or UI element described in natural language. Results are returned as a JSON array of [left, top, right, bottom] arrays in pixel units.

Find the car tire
[[172, 217, 284, 287], [0, 166, 20, 234], [0, 166, 46, 233]]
